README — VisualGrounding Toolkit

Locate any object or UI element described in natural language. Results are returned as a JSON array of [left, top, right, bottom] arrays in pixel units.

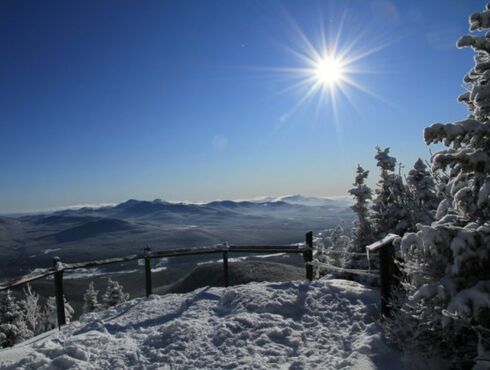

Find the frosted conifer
[[406, 158, 440, 226], [83, 281, 101, 313], [0, 290, 32, 347], [22, 284, 41, 335], [102, 278, 129, 308], [346, 165, 374, 269], [371, 147, 410, 237], [388, 5, 490, 367]]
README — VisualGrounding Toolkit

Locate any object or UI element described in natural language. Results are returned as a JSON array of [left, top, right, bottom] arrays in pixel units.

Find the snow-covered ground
[[0, 279, 400, 369]]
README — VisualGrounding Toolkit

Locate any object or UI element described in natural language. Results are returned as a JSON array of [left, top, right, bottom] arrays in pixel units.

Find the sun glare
[[314, 56, 344, 86], [266, 6, 392, 125]]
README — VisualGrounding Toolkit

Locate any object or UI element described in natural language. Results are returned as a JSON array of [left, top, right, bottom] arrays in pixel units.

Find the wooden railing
[[0, 231, 401, 327], [0, 232, 315, 328]]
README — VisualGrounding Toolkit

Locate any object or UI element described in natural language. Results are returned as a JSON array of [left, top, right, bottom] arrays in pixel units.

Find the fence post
[[144, 246, 152, 297], [223, 250, 229, 288], [379, 242, 395, 316], [304, 231, 313, 281], [52, 257, 66, 327]]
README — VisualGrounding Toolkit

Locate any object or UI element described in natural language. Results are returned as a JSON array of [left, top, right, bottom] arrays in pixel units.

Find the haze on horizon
[[0, 0, 476, 213]]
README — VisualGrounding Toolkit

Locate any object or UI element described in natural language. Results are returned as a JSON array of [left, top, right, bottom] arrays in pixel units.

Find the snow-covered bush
[[102, 278, 129, 308], [385, 5, 490, 367], [0, 290, 32, 348], [345, 165, 374, 270], [83, 281, 101, 313], [42, 296, 74, 331]]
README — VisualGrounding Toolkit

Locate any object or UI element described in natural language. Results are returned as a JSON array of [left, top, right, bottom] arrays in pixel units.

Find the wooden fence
[[0, 231, 400, 328], [0, 232, 315, 328]]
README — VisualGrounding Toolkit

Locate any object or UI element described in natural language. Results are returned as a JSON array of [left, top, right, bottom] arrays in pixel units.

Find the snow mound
[[0, 279, 400, 369]]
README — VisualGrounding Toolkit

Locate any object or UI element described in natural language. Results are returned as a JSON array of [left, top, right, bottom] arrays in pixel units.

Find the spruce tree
[[390, 5, 490, 366], [83, 281, 101, 313], [346, 165, 374, 269], [0, 290, 32, 347], [371, 147, 410, 237], [406, 158, 440, 226], [102, 278, 129, 308]]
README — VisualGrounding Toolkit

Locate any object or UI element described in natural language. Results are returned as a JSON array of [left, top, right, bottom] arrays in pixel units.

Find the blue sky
[[0, 0, 480, 213]]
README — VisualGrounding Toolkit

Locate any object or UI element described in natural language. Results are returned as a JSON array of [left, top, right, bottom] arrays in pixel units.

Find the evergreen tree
[[371, 147, 410, 237], [406, 158, 440, 226], [102, 278, 129, 308], [386, 5, 490, 367], [83, 281, 101, 313], [0, 290, 31, 347], [22, 284, 41, 336], [346, 165, 374, 269]]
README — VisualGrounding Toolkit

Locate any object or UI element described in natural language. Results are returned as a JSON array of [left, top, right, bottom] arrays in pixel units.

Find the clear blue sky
[[0, 0, 479, 213]]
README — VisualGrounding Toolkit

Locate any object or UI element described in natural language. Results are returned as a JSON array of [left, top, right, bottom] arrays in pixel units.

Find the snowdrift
[[0, 279, 399, 369]]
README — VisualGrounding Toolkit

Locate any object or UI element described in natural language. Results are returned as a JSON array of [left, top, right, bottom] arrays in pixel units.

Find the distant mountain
[[40, 218, 138, 243], [252, 194, 352, 207], [0, 195, 354, 279]]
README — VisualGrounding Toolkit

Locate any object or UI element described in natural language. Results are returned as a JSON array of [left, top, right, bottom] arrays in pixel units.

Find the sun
[[264, 6, 391, 125], [314, 56, 345, 86]]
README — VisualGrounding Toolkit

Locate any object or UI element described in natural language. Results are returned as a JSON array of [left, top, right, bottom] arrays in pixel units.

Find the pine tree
[[406, 158, 440, 226], [371, 147, 410, 237], [346, 165, 374, 269], [388, 5, 490, 367], [22, 284, 41, 336], [102, 278, 129, 308], [0, 290, 32, 347], [83, 281, 101, 313]]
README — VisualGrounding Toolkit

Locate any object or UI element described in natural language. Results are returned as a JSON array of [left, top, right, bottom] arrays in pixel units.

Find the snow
[[366, 234, 399, 252], [42, 248, 61, 255], [0, 279, 399, 369], [197, 253, 288, 266]]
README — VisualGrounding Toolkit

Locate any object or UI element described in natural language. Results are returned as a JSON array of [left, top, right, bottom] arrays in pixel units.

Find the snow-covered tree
[[0, 290, 31, 347], [386, 5, 490, 367], [102, 278, 129, 308], [42, 297, 74, 331], [22, 284, 42, 336], [329, 225, 351, 269], [346, 165, 374, 269], [83, 281, 101, 313], [405, 158, 440, 226], [314, 226, 351, 278], [371, 147, 410, 237]]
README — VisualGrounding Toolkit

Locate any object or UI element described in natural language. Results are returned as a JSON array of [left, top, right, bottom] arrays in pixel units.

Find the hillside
[[0, 279, 401, 369], [164, 260, 305, 294]]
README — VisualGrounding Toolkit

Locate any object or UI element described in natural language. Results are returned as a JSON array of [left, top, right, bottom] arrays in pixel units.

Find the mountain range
[[0, 195, 353, 279]]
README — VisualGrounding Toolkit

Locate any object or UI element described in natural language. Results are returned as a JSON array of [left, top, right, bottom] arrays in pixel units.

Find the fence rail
[[0, 268, 56, 290]]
